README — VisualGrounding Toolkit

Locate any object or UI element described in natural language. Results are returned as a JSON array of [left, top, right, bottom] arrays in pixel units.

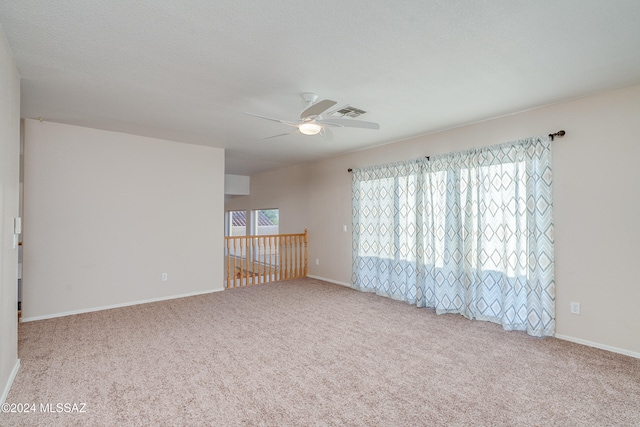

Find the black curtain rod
[[348, 130, 566, 172]]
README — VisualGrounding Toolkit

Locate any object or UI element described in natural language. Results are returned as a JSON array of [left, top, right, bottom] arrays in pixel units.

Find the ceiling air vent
[[327, 105, 367, 118]]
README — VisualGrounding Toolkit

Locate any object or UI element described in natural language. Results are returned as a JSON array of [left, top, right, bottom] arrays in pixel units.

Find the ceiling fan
[[245, 93, 379, 139]]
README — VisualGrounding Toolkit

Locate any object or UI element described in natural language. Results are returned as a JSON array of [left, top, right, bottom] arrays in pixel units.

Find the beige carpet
[[2, 278, 639, 426]]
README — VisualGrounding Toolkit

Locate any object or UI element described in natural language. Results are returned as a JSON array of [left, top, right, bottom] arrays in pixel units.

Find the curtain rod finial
[[549, 130, 566, 141]]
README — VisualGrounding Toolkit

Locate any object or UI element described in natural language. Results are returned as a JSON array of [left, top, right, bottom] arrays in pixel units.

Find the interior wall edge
[[0, 360, 20, 405]]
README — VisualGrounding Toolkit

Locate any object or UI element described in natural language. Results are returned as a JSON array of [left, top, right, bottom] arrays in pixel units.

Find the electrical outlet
[[570, 302, 580, 314], [315, 259, 319, 266], [161, 273, 168, 282]]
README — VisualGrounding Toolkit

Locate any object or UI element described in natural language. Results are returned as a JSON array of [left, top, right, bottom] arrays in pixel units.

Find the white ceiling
[[1, 1, 640, 176]]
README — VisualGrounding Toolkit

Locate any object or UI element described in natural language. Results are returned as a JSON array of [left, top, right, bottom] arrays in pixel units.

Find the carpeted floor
[[2, 278, 639, 426]]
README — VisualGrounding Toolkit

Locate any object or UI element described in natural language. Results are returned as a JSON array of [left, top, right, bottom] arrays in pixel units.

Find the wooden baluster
[[236, 237, 240, 287], [264, 236, 268, 284], [278, 235, 283, 281], [299, 234, 303, 277], [298, 235, 304, 277], [271, 235, 275, 282], [275, 235, 280, 281], [291, 234, 296, 278], [257, 236, 261, 284], [257, 236, 262, 284], [263, 236, 268, 283], [265, 236, 270, 283], [291, 235, 296, 278], [254, 236, 258, 284], [292, 235, 296, 278], [247, 236, 252, 285], [249, 236, 258, 284], [293, 235, 300, 279], [241, 237, 245, 285], [252, 236, 256, 285], [238, 238, 243, 285], [304, 229, 308, 277], [278, 235, 281, 280], [239, 237, 243, 286], [283, 235, 287, 280], [244, 236, 250, 285], [244, 236, 248, 285], [244, 237, 250, 285], [286, 236, 291, 279], [248, 236, 253, 285], [293, 235, 299, 278], [232, 238, 238, 288], [256, 236, 259, 284], [294, 235, 298, 278], [256, 235, 260, 284], [298, 234, 302, 277], [269, 236, 275, 282], [225, 238, 230, 288], [260, 236, 265, 284]]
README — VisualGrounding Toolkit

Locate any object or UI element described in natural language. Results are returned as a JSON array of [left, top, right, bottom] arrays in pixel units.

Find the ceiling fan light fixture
[[299, 122, 322, 135]]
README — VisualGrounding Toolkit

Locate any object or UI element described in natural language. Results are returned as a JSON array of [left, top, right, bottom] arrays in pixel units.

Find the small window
[[254, 209, 279, 235], [226, 210, 247, 236]]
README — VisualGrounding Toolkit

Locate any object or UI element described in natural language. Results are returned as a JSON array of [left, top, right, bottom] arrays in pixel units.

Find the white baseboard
[[1, 359, 20, 404], [21, 288, 225, 323], [555, 334, 640, 359], [307, 275, 354, 289]]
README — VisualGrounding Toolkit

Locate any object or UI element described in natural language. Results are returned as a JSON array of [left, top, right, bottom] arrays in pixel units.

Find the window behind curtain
[[457, 161, 528, 277], [352, 137, 554, 337]]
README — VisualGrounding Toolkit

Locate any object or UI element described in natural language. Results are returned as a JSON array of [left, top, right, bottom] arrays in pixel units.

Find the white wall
[[226, 84, 640, 357], [22, 120, 225, 320], [224, 174, 250, 195], [0, 25, 21, 403]]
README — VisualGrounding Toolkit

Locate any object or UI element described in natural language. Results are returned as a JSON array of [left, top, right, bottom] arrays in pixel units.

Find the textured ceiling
[[1, 0, 640, 175]]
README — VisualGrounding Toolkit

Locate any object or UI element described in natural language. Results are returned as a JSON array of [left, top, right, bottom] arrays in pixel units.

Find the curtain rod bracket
[[549, 130, 566, 141]]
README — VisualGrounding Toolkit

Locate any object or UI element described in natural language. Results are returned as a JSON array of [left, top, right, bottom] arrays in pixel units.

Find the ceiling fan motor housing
[[302, 93, 318, 104]]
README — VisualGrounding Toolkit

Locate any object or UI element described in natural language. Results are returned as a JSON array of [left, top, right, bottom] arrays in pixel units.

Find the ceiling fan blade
[[317, 118, 380, 129], [320, 127, 334, 141], [261, 132, 296, 140], [316, 120, 342, 128], [245, 112, 299, 127], [300, 99, 337, 120]]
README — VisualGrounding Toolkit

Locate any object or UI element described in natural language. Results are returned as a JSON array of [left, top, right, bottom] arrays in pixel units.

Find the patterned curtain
[[352, 137, 554, 337]]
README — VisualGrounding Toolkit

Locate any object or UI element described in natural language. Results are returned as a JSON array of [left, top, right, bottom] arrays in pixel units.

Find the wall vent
[[327, 105, 367, 118]]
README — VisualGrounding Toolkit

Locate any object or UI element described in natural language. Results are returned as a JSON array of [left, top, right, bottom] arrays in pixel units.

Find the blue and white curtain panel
[[352, 137, 555, 337]]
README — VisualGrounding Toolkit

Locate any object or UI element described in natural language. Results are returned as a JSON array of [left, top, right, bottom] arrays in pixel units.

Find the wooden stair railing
[[225, 229, 308, 288]]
